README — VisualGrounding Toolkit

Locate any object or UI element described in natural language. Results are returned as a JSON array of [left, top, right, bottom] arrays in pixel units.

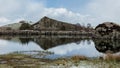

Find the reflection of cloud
[[0, 40, 43, 54], [48, 43, 80, 55], [48, 40, 103, 57], [0, 40, 8, 46], [0, 40, 8, 53]]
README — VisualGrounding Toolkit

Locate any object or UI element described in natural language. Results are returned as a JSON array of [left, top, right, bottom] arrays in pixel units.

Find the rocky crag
[[95, 22, 120, 39], [32, 16, 83, 31]]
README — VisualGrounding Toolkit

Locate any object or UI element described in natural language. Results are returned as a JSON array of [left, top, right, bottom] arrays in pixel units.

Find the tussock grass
[[71, 55, 87, 60], [0, 54, 120, 68], [103, 53, 120, 61]]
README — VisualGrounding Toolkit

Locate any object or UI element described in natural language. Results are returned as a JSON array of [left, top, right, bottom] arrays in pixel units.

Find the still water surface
[[0, 36, 119, 59]]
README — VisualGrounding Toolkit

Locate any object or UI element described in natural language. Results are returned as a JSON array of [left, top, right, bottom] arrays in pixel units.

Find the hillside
[[3, 23, 22, 30], [32, 16, 83, 31], [2, 21, 32, 30]]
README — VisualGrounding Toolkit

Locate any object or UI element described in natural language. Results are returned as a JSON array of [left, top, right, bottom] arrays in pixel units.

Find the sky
[[0, 0, 120, 27]]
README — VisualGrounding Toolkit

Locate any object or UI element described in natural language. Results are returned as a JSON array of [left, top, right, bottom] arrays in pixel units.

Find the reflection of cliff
[[94, 39, 120, 53], [33, 37, 82, 50], [0, 36, 83, 50], [18, 36, 84, 50], [19, 37, 33, 44]]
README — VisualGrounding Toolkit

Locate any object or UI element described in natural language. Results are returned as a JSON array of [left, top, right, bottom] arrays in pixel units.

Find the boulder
[[95, 22, 120, 37]]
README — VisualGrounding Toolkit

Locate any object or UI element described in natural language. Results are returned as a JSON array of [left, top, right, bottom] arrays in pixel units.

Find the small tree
[[87, 23, 91, 28], [19, 20, 27, 23], [19, 23, 31, 30], [76, 23, 81, 27], [75, 23, 81, 31]]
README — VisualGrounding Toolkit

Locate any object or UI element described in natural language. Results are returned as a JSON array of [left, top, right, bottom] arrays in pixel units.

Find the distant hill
[[32, 16, 83, 31], [2, 21, 32, 30], [3, 23, 22, 30]]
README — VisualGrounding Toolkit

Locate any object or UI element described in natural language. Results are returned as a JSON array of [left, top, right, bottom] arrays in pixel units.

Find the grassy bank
[[0, 53, 120, 68]]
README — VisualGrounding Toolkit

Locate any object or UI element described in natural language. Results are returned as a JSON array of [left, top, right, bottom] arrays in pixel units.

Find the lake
[[0, 35, 120, 59]]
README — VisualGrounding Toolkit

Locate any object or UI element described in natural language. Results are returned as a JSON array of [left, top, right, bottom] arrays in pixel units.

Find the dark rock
[[95, 22, 120, 38]]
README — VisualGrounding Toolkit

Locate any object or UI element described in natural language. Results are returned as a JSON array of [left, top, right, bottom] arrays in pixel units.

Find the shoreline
[[0, 30, 120, 39], [0, 30, 93, 35], [0, 53, 120, 68]]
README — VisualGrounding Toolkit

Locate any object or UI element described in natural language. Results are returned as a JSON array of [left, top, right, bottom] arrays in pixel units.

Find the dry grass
[[0, 53, 30, 61], [71, 55, 87, 63], [103, 53, 120, 61], [71, 55, 87, 60], [0, 54, 120, 68]]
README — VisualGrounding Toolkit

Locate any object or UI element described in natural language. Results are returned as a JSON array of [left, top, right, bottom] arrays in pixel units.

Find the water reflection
[[19, 37, 32, 44], [94, 39, 120, 53], [34, 37, 83, 50], [0, 36, 120, 59], [0, 36, 85, 50]]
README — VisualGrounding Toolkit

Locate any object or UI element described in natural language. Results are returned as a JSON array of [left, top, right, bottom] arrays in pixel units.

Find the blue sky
[[0, 0, 120, 27], [45, 0, 90, 12]]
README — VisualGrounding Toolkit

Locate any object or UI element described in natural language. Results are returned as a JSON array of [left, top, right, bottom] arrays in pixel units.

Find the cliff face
[[95, 22, 120, 36], [32, 16, 82, 31]]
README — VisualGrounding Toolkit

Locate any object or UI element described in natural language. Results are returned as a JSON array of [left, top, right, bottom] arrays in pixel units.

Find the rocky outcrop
[[32, 16, 83, 31], [95, 22, 120, 38]]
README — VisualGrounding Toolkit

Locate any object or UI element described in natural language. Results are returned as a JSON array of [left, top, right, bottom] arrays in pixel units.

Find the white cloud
[[0, 0, 120, 27], [85, 0, 120, 26], [0, 17, 11, 26], [44, 8, 93, 24], [0, 17, 25, 26], [0, 0, 93, 26], [0, 17, 10, 22]]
